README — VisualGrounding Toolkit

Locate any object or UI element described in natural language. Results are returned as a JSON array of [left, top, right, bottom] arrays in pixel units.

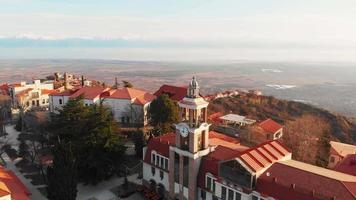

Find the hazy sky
[[1, 0, 356, 61]]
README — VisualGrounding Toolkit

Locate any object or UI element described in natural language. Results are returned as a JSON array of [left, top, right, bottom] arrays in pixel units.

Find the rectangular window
[[330, 156, 335, 163], [228, 189, 234, 200], [201, 190, 206, 200], [151, 166, 155, 176], [46, 99, 49, 103], [42, 99, 45, 104], [160, 170, 164, 180], [164, 159, 168, 170], [221, 186, 227, 200], [174, 153, 179, 182], [212, 179, 216, 192], [206, 177, 211, 190], [59, 99, 62, 105], [235, 192, 241, 200], [155, 155, 159, 166], [152, 153, 155, 164], [160, 157, 164, 168]]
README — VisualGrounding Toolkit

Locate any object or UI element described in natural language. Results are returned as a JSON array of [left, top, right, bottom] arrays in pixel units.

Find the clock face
[[180, 126, 189, 137]]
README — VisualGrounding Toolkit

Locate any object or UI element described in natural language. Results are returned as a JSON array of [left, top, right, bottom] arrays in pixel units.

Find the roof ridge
[[278, 160, 356, 182]]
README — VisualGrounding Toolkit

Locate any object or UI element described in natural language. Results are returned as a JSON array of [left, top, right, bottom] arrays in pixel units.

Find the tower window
[[160, 170, 164, 180], [221, 186, 227, 200], [151, 166, 156, 176]]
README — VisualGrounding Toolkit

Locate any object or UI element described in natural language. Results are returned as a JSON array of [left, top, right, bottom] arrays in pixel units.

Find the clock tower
[[169, 77, 211, 200]]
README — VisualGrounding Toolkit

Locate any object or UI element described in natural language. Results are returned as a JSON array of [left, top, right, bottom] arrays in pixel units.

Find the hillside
[[208, 93, 356, 165]]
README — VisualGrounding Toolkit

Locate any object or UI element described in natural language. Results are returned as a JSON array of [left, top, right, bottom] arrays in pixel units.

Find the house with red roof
[[142, 77, 356, 200], [0, 167, 30, 200], [102, 87, 156, 125], [154, 84, 187, 102], [8, 79, 54, 110], [258, 118, 284, 140], [328, 141, 356, 169], [49, 86, 156, 126], [49, 86, 108, 112]]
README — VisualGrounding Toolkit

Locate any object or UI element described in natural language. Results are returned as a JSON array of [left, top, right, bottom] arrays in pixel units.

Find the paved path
[[4, 125, 47, 200], [3, 154, 47, 200], [77, 174, 142, 200]]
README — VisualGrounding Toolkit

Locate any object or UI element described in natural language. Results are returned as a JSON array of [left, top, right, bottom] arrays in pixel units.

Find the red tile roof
[[9, 83, 21, 88], [256, 160, 356, 200], [154, 85, 187, 101], [0, 84, 9, 95], [144, 133, 175, 164], [15, 88, 33, 98], [237, 140, 291, 173], [259, 118, 283, 134], [107, 88, 156, 105], [70, 86, 109, 100], [334, 154, 356, 176], [41, 89, 56, 95], [0, 167, 30, 200], [50, 89, 78, 97], [208, 112, 224, 124]]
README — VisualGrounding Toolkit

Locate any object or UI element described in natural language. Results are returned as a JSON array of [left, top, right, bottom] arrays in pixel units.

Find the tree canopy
[[49, 96, 126, 185], [149, 94, 179, 134], [47, 142, 78, 200]]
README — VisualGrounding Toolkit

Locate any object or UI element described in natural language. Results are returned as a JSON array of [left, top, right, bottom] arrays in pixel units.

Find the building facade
[[8, 80, 54, 110], [49, 86, 155, 126], [142, 77, 356, 200]]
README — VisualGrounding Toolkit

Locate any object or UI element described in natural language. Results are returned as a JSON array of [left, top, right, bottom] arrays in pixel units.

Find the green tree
[[47, 142, 78, 200], [18, 139, 29, 158], [77, 104, 126, 184], [133, 130, 146, 158], [315, 131, 331, 167], [122, 81, 133, 88], [15, 115, 23, 132], [49, 97, 126, 184], [149, 94, 179, 134]]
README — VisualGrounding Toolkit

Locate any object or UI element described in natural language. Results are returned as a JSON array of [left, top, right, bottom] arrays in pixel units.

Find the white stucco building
[[8, 79, 54, 110], [49, 86, 156, 126]]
